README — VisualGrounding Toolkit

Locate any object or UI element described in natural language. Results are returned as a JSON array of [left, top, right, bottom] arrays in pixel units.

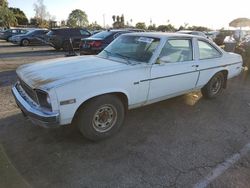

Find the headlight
[[35, 90, 52, 111]]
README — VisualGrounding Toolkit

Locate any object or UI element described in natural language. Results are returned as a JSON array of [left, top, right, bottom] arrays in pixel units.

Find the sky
[[8, 0, 250, 29]]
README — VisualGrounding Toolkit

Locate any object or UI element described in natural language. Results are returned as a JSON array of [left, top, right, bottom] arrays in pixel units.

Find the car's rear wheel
[[62, 41, 70, 51], [75, 94, 125, 141], [201, 72, 225, 99], [21, 39, 29, 46]]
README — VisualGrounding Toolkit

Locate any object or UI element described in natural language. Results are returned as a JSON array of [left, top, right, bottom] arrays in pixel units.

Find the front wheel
[[75, 95, 125, 141], [21, 39, 29, 46], [201, 72, 225, 99]]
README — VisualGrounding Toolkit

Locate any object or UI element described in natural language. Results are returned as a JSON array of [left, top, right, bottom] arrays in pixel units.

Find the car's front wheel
[[21, 39, 29, 46], [75, 95, 125, 141], [201, 72, 225, 99]]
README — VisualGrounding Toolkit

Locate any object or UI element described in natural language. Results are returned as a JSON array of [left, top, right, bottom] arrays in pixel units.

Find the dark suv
[[79, 29, 137, 55], [46, 28, 91, 51]]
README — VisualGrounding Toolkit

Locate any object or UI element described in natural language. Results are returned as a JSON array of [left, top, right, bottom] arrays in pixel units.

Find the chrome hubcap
[[211, 77, 222, 94], [92, 104, 117, 133]]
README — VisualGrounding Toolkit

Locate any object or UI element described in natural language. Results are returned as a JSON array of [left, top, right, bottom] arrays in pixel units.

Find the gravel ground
[[0, 40, 250, 188]]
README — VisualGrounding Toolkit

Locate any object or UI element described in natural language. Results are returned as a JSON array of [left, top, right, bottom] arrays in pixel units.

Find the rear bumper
[[12, 84, 59, 128], [79, 48, 101, 55]]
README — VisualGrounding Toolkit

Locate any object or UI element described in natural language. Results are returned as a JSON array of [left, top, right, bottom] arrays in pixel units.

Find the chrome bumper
[[12, 84, 59, 128]]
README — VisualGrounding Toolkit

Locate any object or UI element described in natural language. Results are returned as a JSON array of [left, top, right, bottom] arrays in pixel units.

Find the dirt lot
[[0, 40, 250, 188]]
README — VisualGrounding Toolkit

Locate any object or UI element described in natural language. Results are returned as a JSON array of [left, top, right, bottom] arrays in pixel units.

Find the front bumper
[[12, 84, 59, 128]]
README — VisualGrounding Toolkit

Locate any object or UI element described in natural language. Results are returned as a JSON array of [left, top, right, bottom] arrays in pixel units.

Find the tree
[[67, 9, 88, 27], [112, 14, 125, 28], [0, 0, 17, 28], [9, 7, 28, 25], [120, 14, 124, 25], [148, 24, 156, 31], [116, 15, 120, 23], [135, 22, 146, 30], [88, 21, 102, 30], [157, 24, 176, 32], [112, 15, 116, 22], [33, 0, 51, 27], [187, 25, 210, 31]]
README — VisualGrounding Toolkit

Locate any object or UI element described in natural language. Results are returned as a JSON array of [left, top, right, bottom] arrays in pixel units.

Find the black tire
[[62, 41, 70, 51], [201, 72, 225, 99], [21, 39, 29, 46], [6, 37, 10, 42], [54, 46, 61, 51], [75, 95, 125, 141]]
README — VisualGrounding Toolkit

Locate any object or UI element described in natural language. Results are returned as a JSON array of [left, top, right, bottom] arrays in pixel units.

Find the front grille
[[18, 78, 38, 104]]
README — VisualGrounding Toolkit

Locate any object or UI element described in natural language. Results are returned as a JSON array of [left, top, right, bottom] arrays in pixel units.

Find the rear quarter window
[[198, 40, 221, 59]]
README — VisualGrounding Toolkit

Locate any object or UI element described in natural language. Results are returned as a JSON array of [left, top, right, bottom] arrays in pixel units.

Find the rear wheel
[[75, 95, 125, 141], [21, 39, 29, 46], [201, 72, 225, 99], [62, 41, 70, 51], [54, 46, 61, 51]]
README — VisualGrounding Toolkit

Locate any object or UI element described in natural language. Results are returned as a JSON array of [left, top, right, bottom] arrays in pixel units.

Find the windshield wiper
[[103, 50, 131, 64]]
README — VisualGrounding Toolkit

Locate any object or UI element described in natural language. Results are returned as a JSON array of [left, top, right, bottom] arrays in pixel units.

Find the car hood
[[17, 55, 129, 90]]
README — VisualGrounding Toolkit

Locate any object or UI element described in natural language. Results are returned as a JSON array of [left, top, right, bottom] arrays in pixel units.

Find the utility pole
[[103, 14, 106, 29]]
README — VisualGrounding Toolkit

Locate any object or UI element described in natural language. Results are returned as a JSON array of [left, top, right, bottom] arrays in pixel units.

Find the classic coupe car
[[12, 33, 244, 140]]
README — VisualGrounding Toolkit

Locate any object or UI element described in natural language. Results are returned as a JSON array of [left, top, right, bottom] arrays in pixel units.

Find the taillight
[[89, 41, 102, 48]]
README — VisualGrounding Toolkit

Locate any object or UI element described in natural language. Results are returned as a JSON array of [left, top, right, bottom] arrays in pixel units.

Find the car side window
[[80, 30, 90, 36], [198, 40, 221, 59], [159, 39, 193, 63], [113, 32, 124, 39]]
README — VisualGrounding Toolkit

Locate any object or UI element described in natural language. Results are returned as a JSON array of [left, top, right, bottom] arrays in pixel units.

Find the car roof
[[122, 32, 203, 39], [105, 29, 133, 32]]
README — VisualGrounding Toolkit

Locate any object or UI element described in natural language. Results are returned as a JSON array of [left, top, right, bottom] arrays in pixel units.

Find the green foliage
[[0, 0, 8, 7], [157, 24, 176, 32], [9, 7, 28, 25], [135, 22, 146, 30], [0, 5, 17, 27], [112, 14, 125, 28], [148, 24, 156, 31], [187, 25, 210, 31], [67, 9, 88, 28], [88, 21, 102, 30]]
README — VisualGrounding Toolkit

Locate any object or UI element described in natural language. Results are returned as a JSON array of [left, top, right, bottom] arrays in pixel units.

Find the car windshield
[[91, 31, 113, 39], [98, 35, 160, 63]]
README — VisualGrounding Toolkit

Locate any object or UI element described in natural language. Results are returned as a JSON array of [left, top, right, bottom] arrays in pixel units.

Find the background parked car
[[9, 29, 49, 46], [0, 28, 28, 41], [176, 30, 209, 38], [79, 29, 135, 55], [46, 28, 91, 51]]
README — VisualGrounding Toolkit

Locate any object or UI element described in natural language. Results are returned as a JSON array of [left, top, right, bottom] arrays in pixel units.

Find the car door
[[33, 30, 47, 44], [194, 39, 224, 88], [147, 38, 200, 102]]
